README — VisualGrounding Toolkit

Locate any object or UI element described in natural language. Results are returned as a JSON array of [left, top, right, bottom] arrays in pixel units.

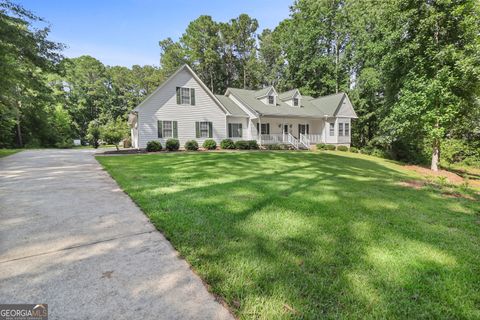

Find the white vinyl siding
[[137, 68, 226, 148]]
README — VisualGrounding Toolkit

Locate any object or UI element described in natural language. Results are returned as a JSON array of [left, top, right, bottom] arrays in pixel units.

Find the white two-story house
[[129, 64, 357, 149]]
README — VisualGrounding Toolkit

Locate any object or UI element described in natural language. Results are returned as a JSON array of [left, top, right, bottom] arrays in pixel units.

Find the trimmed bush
[[349, 146, 358, 153], [166, 138, 180, 151], [316, 143, 327, 150], [266, 144, 282, 150], [360, 147, 373, 155], [247, 140, 259, 150], [220, 139, 235, 149], [326, 144, 336, 151], [235, 140, 250, 150], [185, 140, 198, 151], [337, 145, 348, 152], [146, 140, 162, 152], [202, 139, 217, 150]]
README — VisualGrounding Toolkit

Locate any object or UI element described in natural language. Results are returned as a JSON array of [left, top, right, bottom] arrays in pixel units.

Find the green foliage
[[202, 139, 217, 150], [185, 140, 199, 151], [100, 118, 128, 151], [441, 139, 479, 166], [326, 145, 336, 151], [316, 143, 327, 150], [349, 147, 358, 153], [146, 141, 162, 152], [86, 120, 101, 148], [247, 140, 259, 150], [220, 139, 235, 149], [266, 144, 281, 150], [234, 140, 250, 150], [166, 138, 180, 151], [337, 145, 348, 152]]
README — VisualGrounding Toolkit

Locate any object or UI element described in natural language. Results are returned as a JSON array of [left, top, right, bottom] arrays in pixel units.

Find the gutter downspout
[[258, 114, 262, 148]]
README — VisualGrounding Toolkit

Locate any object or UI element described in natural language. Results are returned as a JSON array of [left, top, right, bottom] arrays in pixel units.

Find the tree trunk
[[15, 101, 23, 147], [115, 143, 119, 151], [431, 138, 440, 171]]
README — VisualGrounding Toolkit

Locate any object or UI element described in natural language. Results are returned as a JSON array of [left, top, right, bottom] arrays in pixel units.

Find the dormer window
[[293, 98, 299, 106], [268, 96, 275, 105]]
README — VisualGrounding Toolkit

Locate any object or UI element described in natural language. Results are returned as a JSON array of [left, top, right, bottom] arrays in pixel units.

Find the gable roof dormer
[[279, 89, 302, 107], [255, 86, 278, 106]]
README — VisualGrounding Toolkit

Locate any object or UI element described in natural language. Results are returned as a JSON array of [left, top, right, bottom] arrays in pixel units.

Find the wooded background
[[1, 0, 479, 169]]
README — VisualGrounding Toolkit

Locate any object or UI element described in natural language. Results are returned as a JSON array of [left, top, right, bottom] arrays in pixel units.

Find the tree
[[0, 0, 63, 147], [86, 120, 101, 148], [378, 0, 480, 171], [100, 118, 128, 150]]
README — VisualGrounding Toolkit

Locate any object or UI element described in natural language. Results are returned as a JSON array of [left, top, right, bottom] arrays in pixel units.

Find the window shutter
[[228, 124, 232, 138], [267, 123, 270, 134], [208, 122, 213, 138], [176, 87, 181, 104], [307, 124, 309, 134], [195, 122, 200, 138], [256, 123, 259, 134], [173, 121, 178, 138], [298, 124, 301, 135], [190, 88, 195, 105], [239, 123, 242, 137], [157, 120, 163, 138]]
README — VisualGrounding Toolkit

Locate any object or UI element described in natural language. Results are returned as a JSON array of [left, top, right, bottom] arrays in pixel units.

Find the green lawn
[[0, 149, 21, 158], [97, 151, 480, 319]]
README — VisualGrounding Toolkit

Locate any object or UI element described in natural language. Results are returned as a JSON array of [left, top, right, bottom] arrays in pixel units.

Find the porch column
[[258, 116, 262, 147]]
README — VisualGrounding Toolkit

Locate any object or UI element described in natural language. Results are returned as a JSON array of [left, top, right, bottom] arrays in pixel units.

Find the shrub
[[349, 146, 358, 153], [166, 139, 180, 151], [337, 145, 348, 152], [220, 139, 235, 149], [100, 118, 129, 151], [316, 143, 327, 150], [266, 144, 282, 150], [146, 141, 162, 152], [371, 148, 390, 159], [185, 140, 198, 151], [360, 147, 373, 155], [326, 144, 336, 151], [247, 140, 259, 150], [279, 144, 291, 150], [235, 140, 250, 150], [202, 139, 217, 150], [55, 139, 74, 149], [86, 120, 101, 148]]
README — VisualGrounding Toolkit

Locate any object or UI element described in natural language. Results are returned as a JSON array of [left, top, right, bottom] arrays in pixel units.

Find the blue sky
[[18, 0, 293, 67]]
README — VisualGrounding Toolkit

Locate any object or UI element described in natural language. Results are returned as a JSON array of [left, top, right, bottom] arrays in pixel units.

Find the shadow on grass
[[98, 151, 480, 319]]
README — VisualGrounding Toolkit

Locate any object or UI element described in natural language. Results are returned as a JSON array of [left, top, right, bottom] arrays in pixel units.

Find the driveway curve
[[0, 149, 233, 320]]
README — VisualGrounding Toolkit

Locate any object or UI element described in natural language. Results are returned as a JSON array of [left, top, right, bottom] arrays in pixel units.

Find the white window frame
[[268, 96, 275, 105], [338, 123, 344, 136], [345, 123, 350, 136], [179, 87, 192, 105], [199, 121, 209, 138], [329, 123, 335, 136], [163, 120, 173, 138], [229, 123, 242, 138]]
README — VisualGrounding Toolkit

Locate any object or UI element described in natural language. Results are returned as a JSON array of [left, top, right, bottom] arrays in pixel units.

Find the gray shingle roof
[[215, 94, 248, 117], [227, 88, 347, 118], [254, 86, 274, 98], [278, 89, 298, 100]]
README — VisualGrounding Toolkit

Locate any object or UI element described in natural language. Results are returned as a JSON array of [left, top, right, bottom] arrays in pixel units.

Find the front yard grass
[[0, 149, 21, 158], [97, 151, 480, 319]]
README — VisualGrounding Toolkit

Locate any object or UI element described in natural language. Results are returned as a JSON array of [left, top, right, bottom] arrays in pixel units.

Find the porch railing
[[305, 134, 323, 144], [299, 134, 310, 149]]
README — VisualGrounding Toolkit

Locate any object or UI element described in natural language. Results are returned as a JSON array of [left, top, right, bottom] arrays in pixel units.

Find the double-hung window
[[228, 123, 242, 138], [329, 123, 335, 136], [195, 121, 213, 138], [338, 123, 344, 136], [257, 123, 270, 134], [176, 87, 195, 105], [344, 123, 350, 136], [293, 98, 299, 106], [268, 96, 275, 105], [157, 120, 178, 138]]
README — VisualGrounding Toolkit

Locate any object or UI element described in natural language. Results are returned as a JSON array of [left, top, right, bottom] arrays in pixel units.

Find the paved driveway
[[0, 149, 233, 320]]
